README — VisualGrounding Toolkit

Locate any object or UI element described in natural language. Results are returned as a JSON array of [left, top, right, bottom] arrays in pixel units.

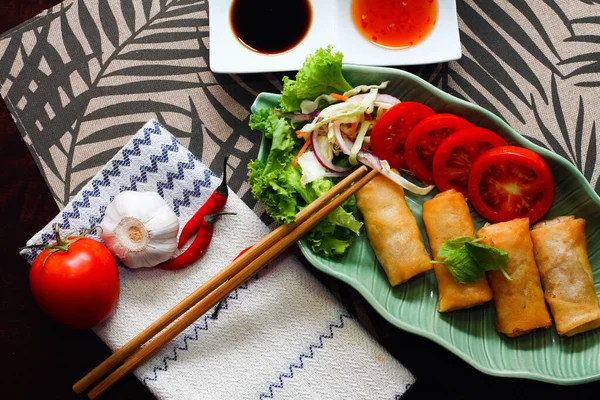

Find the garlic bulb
[[100, 191, 179, 269]]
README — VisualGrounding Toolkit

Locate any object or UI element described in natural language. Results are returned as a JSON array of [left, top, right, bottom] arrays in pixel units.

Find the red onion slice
[[334, 123, 382, 170], [333, 123, 354, 155], [357, 150, 382, 171], [311, 130, 352, 173]]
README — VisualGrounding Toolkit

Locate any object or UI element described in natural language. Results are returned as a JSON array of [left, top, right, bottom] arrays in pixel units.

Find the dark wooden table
[[0, 1, 154, 399], [1, 1, 598, 399]]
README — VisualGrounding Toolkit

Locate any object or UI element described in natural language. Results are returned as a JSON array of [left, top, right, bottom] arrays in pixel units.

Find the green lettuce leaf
[[248, 109, 272, 137], [248, 114, 301, 224], [280, 46, 353, 112], [247, 47, 362, 258], [249, 109, 288, 140], [310, 179, 362, 233], [303, 178, 363, 257], [248, 160, 298, 224]]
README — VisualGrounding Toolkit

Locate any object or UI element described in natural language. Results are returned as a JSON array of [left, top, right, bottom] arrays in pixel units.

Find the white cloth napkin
[[21, 120, 414, 399]]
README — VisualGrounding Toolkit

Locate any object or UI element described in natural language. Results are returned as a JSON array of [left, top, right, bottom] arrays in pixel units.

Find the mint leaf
[[435, 236, 511, 284], [437, 236, 482, 259], [442, 248, 484, 284], [465, 242, 512, 280], [465, 242, 509, 271]]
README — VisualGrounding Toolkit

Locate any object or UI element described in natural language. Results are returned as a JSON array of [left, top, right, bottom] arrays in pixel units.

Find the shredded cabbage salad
[[248, 46, 433, 258]]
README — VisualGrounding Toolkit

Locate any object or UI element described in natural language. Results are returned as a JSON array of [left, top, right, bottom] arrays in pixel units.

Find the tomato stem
[[54, 224, 66, 248], [22, 225, 102, 267]]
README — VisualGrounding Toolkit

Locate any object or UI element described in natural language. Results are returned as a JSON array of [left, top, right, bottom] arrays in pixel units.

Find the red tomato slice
[[370, 102, 435, 169], [404, 114, 475, 184], [432, 128, 508, 197], [468, 146, 554, 223]]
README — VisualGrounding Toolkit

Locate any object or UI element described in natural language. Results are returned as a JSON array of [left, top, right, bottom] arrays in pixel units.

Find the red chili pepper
[[157, 212, 236, 271], [234, 246, 253, 260], [178, 157, 229, 249]]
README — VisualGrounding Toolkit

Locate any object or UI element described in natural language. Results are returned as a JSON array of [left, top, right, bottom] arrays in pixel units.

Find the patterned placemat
[[0, 0, 597, 211]]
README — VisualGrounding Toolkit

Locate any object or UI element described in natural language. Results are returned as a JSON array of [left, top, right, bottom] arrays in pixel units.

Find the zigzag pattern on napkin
[[142, 273, 261, 385], [22, 121, 216, 263], [169, 167, 214, 217], [141, 298, 356, 394], [257, 312, 353, 400]]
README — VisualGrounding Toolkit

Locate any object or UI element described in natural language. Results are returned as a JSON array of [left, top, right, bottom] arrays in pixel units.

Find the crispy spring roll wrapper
[[355, 173, 431, 286], [530, 216, 600, 336], [478, 218, 552, 337], [422, 190, 493, 312]]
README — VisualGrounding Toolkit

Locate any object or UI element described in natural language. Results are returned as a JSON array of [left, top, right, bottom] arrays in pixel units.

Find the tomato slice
[[370, 102, 435, 169], [468, 146, 554, 223], [432, 128, 508, 197], [404, 114, 475, 184]]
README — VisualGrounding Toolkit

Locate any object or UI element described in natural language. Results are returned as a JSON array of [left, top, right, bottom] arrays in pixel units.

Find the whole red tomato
[[29, 227, 120, 329]]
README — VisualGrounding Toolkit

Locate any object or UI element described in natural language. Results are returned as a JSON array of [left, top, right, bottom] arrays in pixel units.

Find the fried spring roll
[[356, 173, 431, 286], [422, 190, 493, 312], [530, 216, 600, 336], [478, 218, 552, 337]]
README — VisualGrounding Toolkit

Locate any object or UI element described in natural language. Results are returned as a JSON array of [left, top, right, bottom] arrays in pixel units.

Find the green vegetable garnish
[[248, 47, 364, 258], [248, 111, 362, 257], [465, 241, 510, 279], [433, 236, 511, 284], [437, 237, 482, 259], [279, 46, 353, 113], [248, 112, 302, 224], [303, 178, 363, 257]]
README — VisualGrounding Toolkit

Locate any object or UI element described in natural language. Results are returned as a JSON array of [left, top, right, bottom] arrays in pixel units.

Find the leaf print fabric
[[0, 0, 598, 211]]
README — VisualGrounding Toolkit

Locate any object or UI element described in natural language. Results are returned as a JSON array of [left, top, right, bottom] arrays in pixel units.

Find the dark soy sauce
[[230, 0, 312, 54]]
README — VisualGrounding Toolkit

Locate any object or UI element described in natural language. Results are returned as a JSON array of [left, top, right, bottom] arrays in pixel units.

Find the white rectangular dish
[[209, 0, 462, 74]]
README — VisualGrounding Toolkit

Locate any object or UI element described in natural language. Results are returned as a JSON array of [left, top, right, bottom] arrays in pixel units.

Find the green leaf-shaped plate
[[251, 65, 600, 385]]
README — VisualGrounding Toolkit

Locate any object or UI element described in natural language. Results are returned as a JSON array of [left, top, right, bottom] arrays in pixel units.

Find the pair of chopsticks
[[73, 165, 378, 399]]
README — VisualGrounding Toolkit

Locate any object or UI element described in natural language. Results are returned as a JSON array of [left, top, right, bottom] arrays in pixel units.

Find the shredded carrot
[[292, 138, 312, 167], [349, 122, 358, 138], [296, 130, 304, 139], [331, 93, 349, 102]]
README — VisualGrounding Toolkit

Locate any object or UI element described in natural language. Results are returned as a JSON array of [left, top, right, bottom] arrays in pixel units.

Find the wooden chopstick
[[73, 165, 372, 396], [86, 167, 378, 399]]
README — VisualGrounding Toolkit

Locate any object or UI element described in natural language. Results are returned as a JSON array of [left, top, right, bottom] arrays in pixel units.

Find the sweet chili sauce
[[351, 0, 438, 49], [230, 0, 312, 54]]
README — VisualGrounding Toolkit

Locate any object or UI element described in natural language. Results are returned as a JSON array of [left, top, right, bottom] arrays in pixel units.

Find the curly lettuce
[[279, 46, 353, 113], [248, 112, 362, 257], [303, 179, 362, 257], [248, 48, 362, 258], [248, 112, 305, 224]]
